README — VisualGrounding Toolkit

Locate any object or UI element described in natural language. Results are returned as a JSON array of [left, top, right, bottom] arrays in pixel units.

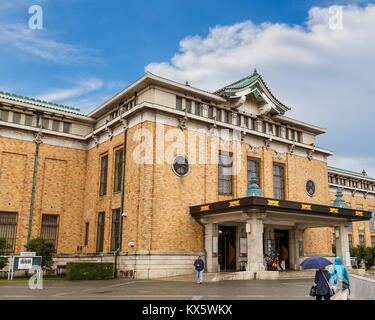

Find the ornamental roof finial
[[253, 68, 258, 75]]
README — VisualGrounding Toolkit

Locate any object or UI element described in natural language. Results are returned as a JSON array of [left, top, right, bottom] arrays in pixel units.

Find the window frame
[[99, 154, 109, 196], [96, 212, 105, 253], [40, 214, 59, 252], [247, 158, 260, 187], [0, 212, 18, 253], [218, 151, 233, 195], [110, 209, 121, 252], [273, 163, 285, 200], [113, 148, 123, 193]]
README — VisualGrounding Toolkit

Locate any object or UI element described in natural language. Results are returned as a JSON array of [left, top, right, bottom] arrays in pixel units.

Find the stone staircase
[[156, 270, 316, 282]]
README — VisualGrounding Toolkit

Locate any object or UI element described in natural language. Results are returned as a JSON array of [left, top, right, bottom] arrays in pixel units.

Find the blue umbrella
[[300, 256, 333, 270]]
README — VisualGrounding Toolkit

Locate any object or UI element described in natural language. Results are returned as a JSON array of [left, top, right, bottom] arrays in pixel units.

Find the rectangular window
[[297, 131, 302, 143], [185, 99, 191, 113], [52, 120, 60, 131], [42, 118, 49, 129], [1, 110, 9, 121], [290, 130, 295, 141], [236, 114, 241, 126], [216, 109, 221, 121], [371, 236, 375, 248], [99, 155, 108, 196], [223, 110, 229, 123], [40, 214, 59, 252], [273, 164, 285, 200], [268, 123, 273, 134], [84, 222, 89, 246], [96, 212, 105, 253], [194, 102, 200, 116], [348, 234, 353, 248], [359, 235, 364, 246], [63, 122, 71, 133], [218, 152, 232, 195], [247, 158, 260, 186], [113, 148, 123, 193], [25, 114, 33, 126], [208, 106, 213, 119], [0, 212, 18, 253], [12, 112, 21, 124], [250, 118, 256, 130], [176, 97, 182, 110], [261, 121, 266, 133], [110, 209, 121, 251], [275, 125, 281, 137]]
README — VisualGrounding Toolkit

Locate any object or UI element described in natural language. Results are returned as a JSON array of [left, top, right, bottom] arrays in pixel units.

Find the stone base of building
[[52, 251, 203, 279]]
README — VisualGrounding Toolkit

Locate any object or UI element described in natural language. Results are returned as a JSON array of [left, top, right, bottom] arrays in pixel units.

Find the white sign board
[[345, 251, 351, 267], [18, 258, 33, 269], [240, 238, 247, 257], [212, 236, 218, 257], [20, 252, 36, 257]]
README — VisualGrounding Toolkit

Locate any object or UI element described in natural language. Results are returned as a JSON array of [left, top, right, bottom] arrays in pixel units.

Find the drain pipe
[[27, 119, 43, 244], [118, 118, 129, 252]]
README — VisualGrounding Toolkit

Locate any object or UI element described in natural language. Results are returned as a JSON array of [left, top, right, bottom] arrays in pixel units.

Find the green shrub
[[25, 238, 55, 269], [66, 262, 114, 280], [0, 238, 11, 269], [350, 245, 375, 269]]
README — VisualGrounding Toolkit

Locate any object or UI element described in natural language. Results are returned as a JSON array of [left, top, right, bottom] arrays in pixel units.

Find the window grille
[[0, 212, 18, 253]]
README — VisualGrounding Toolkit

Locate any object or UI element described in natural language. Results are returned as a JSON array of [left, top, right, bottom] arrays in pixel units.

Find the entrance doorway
[[274, 230, 289, 270], [218, 226, 236, 271]]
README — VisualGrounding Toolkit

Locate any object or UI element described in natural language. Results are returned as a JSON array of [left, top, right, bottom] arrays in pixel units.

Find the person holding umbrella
[[300, 256, 335, 300], [313, 267, 332, 300]]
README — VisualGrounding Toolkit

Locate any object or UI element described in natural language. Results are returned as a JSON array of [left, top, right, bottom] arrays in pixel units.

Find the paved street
[[0, 277, 314, 300]]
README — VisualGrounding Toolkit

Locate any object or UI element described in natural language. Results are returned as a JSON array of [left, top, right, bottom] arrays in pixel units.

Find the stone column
[[335, 223, 351, 269], [246, 217, 265, 273], [289, 227, 303, 270], [204, 223, 219, 272]]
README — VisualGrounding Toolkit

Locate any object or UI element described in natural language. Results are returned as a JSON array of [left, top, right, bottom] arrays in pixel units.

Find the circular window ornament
[[306, 179, 316, 197], [172, 155, 190, 177]]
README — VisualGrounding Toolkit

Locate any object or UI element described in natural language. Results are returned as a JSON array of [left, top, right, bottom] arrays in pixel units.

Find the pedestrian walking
[[329, 257, 350, 300], [193, 254, 204, 284], [276, 253, 284, 271], [313, 267, 332, 300]]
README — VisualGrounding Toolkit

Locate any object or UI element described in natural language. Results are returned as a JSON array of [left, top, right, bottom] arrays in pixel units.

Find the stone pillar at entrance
[[289, 227, 303, 270], [246, 217, 265, 273], [335, 223, 351, 269], [204, 223, 219, 272]]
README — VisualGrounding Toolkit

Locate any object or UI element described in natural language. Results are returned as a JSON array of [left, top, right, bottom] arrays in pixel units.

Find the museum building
[[0, 70, 374, 278]]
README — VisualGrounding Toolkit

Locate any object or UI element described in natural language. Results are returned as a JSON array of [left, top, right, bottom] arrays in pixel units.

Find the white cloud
[[37, 78, 104, 101], [0, 23, 98, 64], [145, 4, 375, 174]]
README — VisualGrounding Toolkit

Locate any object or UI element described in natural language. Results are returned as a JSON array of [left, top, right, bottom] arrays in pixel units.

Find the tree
[[0, 238, 11, 270], [25, 238, 55, 269]]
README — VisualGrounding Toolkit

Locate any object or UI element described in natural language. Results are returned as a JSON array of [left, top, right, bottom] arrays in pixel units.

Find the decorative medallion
[[306, 179, 316, 197], [172, 155, 190, 177]]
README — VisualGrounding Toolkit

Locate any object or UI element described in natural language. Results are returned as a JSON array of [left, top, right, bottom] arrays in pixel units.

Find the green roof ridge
[[0, 90, 82, 113], [328, 166, 375, 181]]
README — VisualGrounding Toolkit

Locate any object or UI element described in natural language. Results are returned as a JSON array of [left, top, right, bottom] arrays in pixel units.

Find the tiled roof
[[328, 166, 375, 181], [214, 74, 260, 93], [0, 91, 88, 116]]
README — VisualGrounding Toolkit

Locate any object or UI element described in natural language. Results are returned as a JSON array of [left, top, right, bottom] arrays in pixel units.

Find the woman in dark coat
[[314, 267, 331, 300]]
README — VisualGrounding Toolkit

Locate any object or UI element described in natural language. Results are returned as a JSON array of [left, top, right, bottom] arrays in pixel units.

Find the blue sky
[[1, 0, 375, 175]]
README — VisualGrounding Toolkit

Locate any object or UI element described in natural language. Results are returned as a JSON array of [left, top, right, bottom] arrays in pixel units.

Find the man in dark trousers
[[193, 254, 204, 284]]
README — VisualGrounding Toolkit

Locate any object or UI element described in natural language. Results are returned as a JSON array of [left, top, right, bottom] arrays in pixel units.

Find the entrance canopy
[[190, 196, 371, 227]]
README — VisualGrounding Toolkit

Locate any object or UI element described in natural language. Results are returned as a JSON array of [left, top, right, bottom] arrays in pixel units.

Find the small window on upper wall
[[0, 110, 9, 121], [52, 120, 60, 131], [223, 110, 229, 123], [208, 106, 213, 119], [194, 102, 200, 115], [297, 131, 302, 143], [12, 112, 21, 124], [63, 122, 71, 133], [185, 99, 191, 113], [25, 114, 33, 126], [275, 125, 281, 137], [42, 118, 49, 129], [176, 97, 182, 110], [216, 109, 221, 121]]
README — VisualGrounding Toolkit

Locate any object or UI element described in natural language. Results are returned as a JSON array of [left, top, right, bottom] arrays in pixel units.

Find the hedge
[[66, 262, 115, 280]]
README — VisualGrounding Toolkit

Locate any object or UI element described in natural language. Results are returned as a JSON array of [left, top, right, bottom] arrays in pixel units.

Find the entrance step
[[278, 270, 315, 279]]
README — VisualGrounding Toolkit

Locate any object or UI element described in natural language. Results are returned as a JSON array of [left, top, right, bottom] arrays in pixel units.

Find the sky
[[0, 0, 375, 176]]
